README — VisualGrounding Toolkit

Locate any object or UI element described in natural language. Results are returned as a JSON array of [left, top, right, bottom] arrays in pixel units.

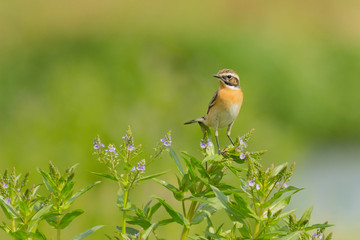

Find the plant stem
[[182, 200, 186, 217], [253, 222, 260, 238], [57, 216, 61, 240], [121, 173, 130, 239], [180, 175, 209, 240], [180, 227, 190, 240], [11, 219, 15, 231]]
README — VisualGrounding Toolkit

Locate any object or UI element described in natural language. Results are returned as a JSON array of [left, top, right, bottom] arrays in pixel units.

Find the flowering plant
[[94, 127, 333, 240], [92, 126, 170, 239], [0, 163, 101, 240]]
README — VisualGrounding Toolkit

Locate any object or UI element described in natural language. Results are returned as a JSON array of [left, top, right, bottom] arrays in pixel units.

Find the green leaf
[[304, 223, 333, 231], [72, 225, 103, 240], [116, 226, 139, 236], [153, 197, 188, 227], [117, 191, 133, 211], [91, 172, 117, 181], [153, 179, 183, 201], [274, 209, 296, 222], [0, 196, 21, 219], [38, 168, 58, 193], [61, 181, 75, 201], [183, 197, 212, 204], [202, 154, 223, 164], [277, 231, 301, 240], [69, 181, 101, 204], [148, 202, 162, 219], [169, 147, 184, 176], [269, 195, 292, 214], [182, 152, 210, 179], [211, 186, 255, 222], [271, 163, 288, 177], [141, 222, 158, 240], [181, 156, 198, 181], [126, 218, 151, 230], [262, 186, 302, 209], [18, 201, 29, 218], [0, 202, 13, 219], [192, 202, 218, 225], [158, 218, 175, 226], [298, 205, 313, 226], [59, 209, 84, 229], [211, 186, 245, 221], [9, 230, 29, 239], [69, 163, 79, 173], [28, 204, 54, 232], [258, 231, 288, 239], [137, 171, 170, 182]]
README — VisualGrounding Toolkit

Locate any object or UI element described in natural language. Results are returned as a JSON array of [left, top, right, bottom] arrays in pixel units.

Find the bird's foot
[[218, 149, 228, 157]]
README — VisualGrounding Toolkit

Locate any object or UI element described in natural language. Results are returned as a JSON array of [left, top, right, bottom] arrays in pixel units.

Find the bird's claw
[[218, 149, 228, 157]]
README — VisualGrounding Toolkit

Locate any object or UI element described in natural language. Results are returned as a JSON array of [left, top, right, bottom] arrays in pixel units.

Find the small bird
[[184, 69, 243, 153]]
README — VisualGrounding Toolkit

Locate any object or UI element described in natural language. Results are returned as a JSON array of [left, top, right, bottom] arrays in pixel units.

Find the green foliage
[[153, 129, 333, 240], [0, 126, 333, 239], [0, 163, 101, 240], [93, 126, 170, 240]]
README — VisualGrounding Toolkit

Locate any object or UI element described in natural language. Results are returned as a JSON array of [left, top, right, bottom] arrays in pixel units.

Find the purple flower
[[137, 165, 145, 171], [200, 139, 213, 149], [94, 144, 100, 149], [240, 153, 246, 160], [283, 183, 288, 188], [3, 183, 9, 189], [128, 145, 135, 151], [5, 198, 11, 205], [122, 135, 127, 140], [256, 184, 260, 191], [318, 234, 322, 239], [239, 139, 247, 148], [100, 143, 105, 147], [243, 185, 247, 191], [108, 145, 116, 153], [17, 188, 20, 192], [131, 166, 136, 172], [161, 133, 172, 146], [247, 180, 255, 187]]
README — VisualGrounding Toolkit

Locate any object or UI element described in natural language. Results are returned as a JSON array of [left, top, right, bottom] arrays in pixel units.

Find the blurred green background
[[1, 0, 359, 239]]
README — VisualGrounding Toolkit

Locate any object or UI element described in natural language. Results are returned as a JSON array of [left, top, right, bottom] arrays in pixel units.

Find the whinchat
[[184, 69, 243, 154]]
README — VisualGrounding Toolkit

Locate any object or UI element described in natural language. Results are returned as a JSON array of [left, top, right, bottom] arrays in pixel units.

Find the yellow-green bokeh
[[0, 1, 359, 239]]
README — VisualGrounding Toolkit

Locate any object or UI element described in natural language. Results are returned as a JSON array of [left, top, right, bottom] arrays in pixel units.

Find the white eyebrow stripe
[[225, 73, 239, 79]]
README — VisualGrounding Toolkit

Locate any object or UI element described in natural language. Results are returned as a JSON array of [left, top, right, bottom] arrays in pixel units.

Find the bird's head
[[213, 69, 240, 89]]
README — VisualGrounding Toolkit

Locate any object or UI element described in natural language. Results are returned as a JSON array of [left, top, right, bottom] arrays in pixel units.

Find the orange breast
[[216, 87, 243, 108]]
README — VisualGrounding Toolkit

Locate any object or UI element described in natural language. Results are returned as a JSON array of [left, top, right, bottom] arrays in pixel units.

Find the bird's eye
[[227, 75, 232, 79]]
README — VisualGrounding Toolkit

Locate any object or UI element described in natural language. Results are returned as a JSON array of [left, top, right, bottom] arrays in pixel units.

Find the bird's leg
[[227, 122, 235, 146], [215, 128, 221, 154]]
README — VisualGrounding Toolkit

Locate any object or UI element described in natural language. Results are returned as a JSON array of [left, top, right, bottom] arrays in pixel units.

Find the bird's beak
[[213, 74, 221, 79]]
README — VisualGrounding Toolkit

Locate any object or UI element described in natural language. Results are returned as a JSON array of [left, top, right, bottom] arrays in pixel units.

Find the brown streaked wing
[[207, 90, 218, 114]]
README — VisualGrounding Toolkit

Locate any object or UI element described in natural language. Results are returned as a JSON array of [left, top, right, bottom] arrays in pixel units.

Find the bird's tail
[[184, 117, 205, 125]]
